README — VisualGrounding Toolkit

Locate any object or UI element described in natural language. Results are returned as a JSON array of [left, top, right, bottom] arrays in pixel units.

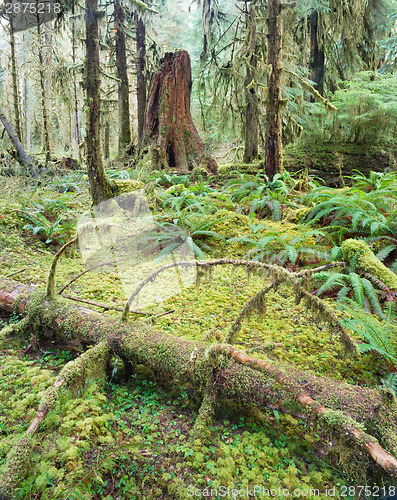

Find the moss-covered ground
[[0, 166, 396, 498]]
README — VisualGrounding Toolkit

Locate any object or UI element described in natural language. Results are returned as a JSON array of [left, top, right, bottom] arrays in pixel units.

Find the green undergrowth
[[0, 356, 352, 499], [1, 166, 397, 497]]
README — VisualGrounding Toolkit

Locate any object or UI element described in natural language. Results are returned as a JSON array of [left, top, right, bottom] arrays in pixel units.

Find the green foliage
[[315, 270, 384, 317], [306, 72, 397, 145], [303, 171, 397, 244], [340, 301, 397, 384], [229, 226, 327, 267], [141, 213, 226, 260]]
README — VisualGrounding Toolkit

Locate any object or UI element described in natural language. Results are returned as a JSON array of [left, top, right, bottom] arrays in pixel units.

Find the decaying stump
[[142, 50, 218, 174]]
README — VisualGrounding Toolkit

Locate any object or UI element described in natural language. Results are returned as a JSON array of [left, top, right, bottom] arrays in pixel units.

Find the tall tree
[[136, 13, 146, 145], [35, 21, 51, 162], [265, 0, 283, 180], [115, 0, 131, 152], [85, 0, 116, 204], [243, 2, 258, 163], [309, 10, 325, 95], [9, 19, 22, 143]]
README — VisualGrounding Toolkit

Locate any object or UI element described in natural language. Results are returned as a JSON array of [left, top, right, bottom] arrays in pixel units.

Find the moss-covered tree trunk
[[9, 20, 22, 143], [265, 0, 283, 181], [85, 0, 116, 205], [143, 50, 218, 174], [71, 6, 82, 163], [1, 276, 397, 480], [115, 0, 131, 153], [309, 10, 325, 95], [0, 105, 37, 177], [136, 14, 146, 146], [243, 3, 258, 164], [36, 21, 51, 163]]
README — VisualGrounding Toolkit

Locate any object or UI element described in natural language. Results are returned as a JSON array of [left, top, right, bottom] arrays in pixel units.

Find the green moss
[[341, 239, 397, 290]]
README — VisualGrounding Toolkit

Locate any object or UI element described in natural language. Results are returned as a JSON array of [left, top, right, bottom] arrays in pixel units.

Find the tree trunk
[[143, 50, 218, 174], [36, 21, 51, 163], [309, 10, 325, 96], [85, 0, 116, 205], [265, 0, 283, 181], [1, 276, 397, 479], [243, 3, 258, 164], [0, 105, 37, 177], [9, 21, 22, 143], [71, 8, 82, 163], [23, 33, 31, 151], [104, 119, 110, 159], [115, 0, 131, 153], [136, 14, 146, 146]]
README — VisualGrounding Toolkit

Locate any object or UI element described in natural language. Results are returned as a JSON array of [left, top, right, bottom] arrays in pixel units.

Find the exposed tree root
[[1, 276, 397, 486], [0, 341, 111, 497]]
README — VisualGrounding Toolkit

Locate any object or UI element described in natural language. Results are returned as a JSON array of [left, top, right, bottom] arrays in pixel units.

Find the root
[[0, 341, 111, 496], [0, 316, 29, 347], [46, 237, 77, 299]]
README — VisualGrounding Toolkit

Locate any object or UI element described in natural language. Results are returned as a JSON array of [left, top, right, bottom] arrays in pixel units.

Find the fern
[[340, 300, 397, 372]]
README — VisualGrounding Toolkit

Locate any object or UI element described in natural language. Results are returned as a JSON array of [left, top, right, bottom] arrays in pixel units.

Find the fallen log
[[1, 276, 397, 482]]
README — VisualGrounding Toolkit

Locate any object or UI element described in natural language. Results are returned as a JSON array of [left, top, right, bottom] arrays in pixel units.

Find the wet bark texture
[[309, 10, 325, 96], [85, 0, 116, 205], [143, 50, 218, 173], [136, 14, 146, 145], [115, 0, 131, 152], [243, 3, 258, 164], [265, 0, 283, 181]]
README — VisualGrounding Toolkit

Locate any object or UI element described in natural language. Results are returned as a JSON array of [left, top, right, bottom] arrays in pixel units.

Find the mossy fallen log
[[1, 277, 397, 484], [341, 239, 397, 291]]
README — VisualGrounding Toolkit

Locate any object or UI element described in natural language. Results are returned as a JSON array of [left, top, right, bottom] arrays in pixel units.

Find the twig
[[58, 260, 120, 294], [5, 267, 27, 278], [62, 294, 150, 315]]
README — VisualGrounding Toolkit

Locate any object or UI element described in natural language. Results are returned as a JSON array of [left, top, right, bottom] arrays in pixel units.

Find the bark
[[9, 21, 22, 143], [36, 21, 51, 163], [136, 14, 146, 145], [85, 0, 116, 205], [71, 7, 82, 163], [142, 50, 218, 174], [104, 119, 110, 159], [309, 10, 325, 96], [23, 34, 31, 151], [1, 276, 397, 478], [0, 105, 37, 177], [243, 3, 258, 164], [265, 0, 283, 181], [115, 0, 131, 152]]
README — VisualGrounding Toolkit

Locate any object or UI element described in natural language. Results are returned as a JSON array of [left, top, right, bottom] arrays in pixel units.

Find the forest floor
[[0, 158, 396, 499]]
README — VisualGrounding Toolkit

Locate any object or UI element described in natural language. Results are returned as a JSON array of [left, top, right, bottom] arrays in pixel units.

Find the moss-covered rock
[[341, 239, 397, 290]]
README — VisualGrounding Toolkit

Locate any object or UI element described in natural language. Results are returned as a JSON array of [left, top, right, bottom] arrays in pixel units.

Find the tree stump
[[142, 50, 218, 174]]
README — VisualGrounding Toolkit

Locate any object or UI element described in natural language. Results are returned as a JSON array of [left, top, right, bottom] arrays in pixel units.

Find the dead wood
[[1, 276, 397, 480]]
